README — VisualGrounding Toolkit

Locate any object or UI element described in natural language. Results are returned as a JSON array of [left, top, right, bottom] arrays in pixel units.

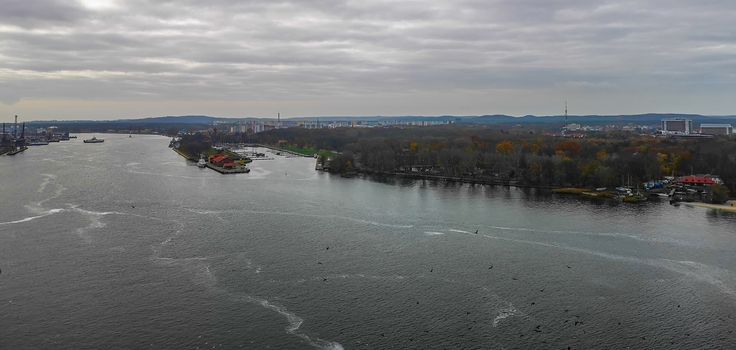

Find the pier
[[205, 163, 250, 174], [5, 147, 28, 156]]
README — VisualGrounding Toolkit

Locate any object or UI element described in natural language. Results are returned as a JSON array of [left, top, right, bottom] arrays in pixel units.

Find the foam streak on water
[[448, 229, 471, 234], [229, 292, 345, 350], [154, 252, 344, 350], [0, 209, 65, 226], [473, 232, 736, 299], [2, 175, 67, 227], [37, 173, 56, 193], [492, 305, 521, 327], [187, 207, 414, 229], [142, 211, 342, 349], [424, 231, 445, 236], [68, 206, 126, 242]]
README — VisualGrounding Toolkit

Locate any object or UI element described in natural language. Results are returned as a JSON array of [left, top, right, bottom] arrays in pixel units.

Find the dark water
[[1, 134, 735, 349]]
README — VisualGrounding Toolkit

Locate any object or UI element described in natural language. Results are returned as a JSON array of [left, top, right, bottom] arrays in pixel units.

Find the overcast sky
[[1, 0, 735, 120]]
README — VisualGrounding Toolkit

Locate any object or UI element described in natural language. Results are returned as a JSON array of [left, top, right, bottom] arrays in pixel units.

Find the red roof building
[[209, 154, 231, 167], [677, 175, 721, 186]]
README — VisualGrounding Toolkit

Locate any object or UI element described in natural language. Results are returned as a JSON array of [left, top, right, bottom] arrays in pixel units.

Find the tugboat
[[83, 136, 104, 143]]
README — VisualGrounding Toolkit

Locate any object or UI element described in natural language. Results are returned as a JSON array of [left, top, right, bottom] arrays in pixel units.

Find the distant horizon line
[[13, 112, 736, 123]]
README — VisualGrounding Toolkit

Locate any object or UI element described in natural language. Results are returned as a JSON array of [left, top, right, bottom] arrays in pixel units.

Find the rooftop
[[700, 123, 733, 128]]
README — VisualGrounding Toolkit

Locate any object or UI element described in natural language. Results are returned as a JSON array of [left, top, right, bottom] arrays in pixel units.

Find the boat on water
[[197, 157, 207, 168], [83, 136, 104, 143]]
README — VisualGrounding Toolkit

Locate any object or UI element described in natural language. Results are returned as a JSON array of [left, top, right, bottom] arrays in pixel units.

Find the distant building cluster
[[555, 117, 734, 138], [661, 118, 732, 136], [207, 115, 733, 138], [224, 121, 274, 134], [214, 118, 455, 134], [559, 123, 655, 137]]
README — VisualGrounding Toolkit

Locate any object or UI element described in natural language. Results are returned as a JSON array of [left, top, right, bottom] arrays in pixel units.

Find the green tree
[[711, 184, 731, 204]]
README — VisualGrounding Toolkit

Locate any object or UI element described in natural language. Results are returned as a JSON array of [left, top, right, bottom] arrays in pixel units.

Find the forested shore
[[240, 126, 735, 197]]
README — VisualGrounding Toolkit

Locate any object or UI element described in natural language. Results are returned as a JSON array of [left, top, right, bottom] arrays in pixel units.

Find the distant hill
[[460, 113, 736, 125], [120, 115, 219, 124], [27, 113, 736, 128]]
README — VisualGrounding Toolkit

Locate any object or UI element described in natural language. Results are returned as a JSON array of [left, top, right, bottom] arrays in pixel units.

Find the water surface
[[1, 134, 735, 349]]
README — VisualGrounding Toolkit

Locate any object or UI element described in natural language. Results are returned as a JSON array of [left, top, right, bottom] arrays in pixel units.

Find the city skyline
[[2, 0, 736, 120]]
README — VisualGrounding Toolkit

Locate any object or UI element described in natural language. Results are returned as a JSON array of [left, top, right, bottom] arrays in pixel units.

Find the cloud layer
[[1, 0, 735, 119]]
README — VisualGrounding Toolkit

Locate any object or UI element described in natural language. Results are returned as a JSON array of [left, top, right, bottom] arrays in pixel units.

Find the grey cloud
[[1, 0, 736, 118], [0, 0, 88, 27]]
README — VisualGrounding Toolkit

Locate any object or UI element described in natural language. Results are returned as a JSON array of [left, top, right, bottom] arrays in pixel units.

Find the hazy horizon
[[2, 0, 736, 120], [11, 112, 736, 124]]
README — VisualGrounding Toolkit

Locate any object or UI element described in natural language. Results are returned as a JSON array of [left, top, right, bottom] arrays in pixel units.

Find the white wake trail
[[473, 232, 736, 299], [0, 209, 65, 226], [187, 207, 414, 229]]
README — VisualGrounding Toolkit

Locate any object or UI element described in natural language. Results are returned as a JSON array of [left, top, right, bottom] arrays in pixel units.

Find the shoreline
[[172, 147, 197, 161], [353, 170, 564, 190], [682, 202, 736, 213], [171, 147, 250, 174], [346, 170, 736, 205]]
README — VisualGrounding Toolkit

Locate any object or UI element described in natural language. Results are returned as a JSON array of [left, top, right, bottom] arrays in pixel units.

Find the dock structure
[[171, 146, 251, 174], [205, 162, 250, 174], [5, 147, 28, 156]]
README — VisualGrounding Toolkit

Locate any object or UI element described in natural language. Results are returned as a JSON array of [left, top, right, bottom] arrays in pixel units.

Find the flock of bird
[[312, 229, 602, 347], [309, 227, 707, 348]]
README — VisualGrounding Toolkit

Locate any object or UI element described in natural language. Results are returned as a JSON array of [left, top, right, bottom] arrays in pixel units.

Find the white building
[[661, 118, 692, 135], [700, 123, 733, 136]]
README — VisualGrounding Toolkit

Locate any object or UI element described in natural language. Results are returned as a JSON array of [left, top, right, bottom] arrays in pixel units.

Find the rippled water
[[1, 134, 735, 349]]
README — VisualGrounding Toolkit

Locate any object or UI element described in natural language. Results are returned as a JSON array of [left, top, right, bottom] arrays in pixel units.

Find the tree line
[[241, 126, 735, 195]]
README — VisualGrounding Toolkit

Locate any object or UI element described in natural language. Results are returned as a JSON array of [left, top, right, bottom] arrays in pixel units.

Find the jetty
[[6, 147, 28, 156], [205, 162, 250, 174]]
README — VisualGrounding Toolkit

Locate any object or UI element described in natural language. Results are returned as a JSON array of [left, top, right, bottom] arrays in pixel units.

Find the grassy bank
[[172, 147, 197, 161], [281, 144, 335, 158]]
